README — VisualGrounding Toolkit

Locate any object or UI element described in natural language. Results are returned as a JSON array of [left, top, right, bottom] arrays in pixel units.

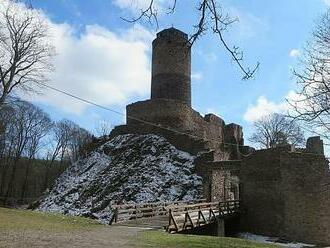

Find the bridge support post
[[217, 218, 225, 237]]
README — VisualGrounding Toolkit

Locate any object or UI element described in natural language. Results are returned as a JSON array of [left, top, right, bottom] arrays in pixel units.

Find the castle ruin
[[111, 28, 246, 159], [110, 28, 330, 245]]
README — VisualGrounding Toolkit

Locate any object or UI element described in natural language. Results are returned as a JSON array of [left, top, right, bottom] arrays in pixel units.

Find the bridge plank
[[109, 199, 240, 233]]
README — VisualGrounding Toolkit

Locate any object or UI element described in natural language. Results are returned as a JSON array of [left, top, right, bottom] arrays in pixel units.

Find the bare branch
[[288, 11, 330, 140], [0, 1, 55, 105], [119, 0, 259, 80], [249, 113, 305, 149], [120, 0, 159, 28]]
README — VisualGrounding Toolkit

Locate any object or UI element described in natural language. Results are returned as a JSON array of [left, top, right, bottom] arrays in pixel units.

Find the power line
[[36, 82, 330, 158], [37, 82, 247, 148]]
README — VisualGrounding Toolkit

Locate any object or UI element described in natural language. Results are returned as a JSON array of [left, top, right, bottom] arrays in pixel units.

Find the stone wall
[[240, 147, 330, 245], [151, 28, 191, 106], [224, 123, 244, 160], [280, 152, 330, 245], [126, 99, 226, 150], [110, 123, 209, 155], [240, 149, 284, 236], [195, 160, 241, 202], [306, 136, 324, 155], [117, 27, 244, 161]]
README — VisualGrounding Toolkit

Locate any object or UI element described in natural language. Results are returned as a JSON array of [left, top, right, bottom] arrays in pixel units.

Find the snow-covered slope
[[37, 134, 202, 223]]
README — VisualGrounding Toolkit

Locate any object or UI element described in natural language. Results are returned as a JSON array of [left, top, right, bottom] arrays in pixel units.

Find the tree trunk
[[21, 159, 33, 201], [4, 157, 20, 204], [0, 93, 7, 106], [0, 159, 10, 196]]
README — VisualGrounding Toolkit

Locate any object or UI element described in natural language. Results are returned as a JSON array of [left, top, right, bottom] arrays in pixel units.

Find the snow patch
[[37, 134, 202, 223], [238, 233, 315, 248]]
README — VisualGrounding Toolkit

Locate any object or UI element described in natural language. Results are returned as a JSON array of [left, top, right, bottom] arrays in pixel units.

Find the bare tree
[[43, 120, 71, 190], [121, 0, 259, 80], [95, 120, 112, 137], [289, 10, 330, 141], [249, 114, 305, 149], [0, 100, 92, 203], [0, 1, 54, 105], [43, 119, 92, 189], [0, 100, 51, 200], [0, 103, 14, 157], [0, 104, 15, 195], [20, 106, 51, 200], [68, 124, 93, 162]]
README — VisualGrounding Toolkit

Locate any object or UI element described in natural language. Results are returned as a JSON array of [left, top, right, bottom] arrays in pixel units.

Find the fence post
[[168, 209, 172, 231], [217, 218, 225, 237], [134, 205, 137, 219]]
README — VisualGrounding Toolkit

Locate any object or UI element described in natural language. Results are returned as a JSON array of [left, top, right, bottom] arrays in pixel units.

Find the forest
[[0, 99, 93, 206]]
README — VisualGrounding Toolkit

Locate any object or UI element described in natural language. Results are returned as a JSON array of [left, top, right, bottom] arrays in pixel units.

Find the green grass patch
[[136, 230, 280, 248], [0, 208, 280, 248], [0, 207, 101, 232]]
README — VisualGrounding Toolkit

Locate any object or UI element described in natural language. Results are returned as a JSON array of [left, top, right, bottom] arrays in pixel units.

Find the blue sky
[[18, 0, 329, 143]]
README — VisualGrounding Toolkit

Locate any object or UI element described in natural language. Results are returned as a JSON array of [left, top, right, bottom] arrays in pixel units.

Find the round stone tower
[[151, 28, 192, 106]]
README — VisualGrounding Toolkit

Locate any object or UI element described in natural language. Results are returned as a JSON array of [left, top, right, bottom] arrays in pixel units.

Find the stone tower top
[[156, 27, 189, 40], [151, 28, 191, 106], [306, 136, 324, 155]]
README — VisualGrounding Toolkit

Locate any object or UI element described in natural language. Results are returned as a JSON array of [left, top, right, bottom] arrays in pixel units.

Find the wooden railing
[[109, 199, 206, 225], [167, 200, 240, 233]]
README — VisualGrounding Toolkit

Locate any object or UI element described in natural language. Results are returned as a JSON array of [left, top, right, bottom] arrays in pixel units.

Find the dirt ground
[[0, 226, 148, 248]]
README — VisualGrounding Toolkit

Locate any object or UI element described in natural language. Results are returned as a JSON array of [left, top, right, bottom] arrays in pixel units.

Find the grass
[[0, 207, 280, 248], [0, 207, 101, 232], [136, 231, 280, 248]]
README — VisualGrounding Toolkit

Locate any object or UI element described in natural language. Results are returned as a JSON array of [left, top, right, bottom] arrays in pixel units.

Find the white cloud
[[289, 49, 301, 58], [34, 23, 152, 114], [324, 0, 330, 6], [243, 91, 306, 122], [191, 72, 203, 81], [113, 0, 171, 15], [243, 95, 288, 122], [3, 0, 153, 114], [113, 0, 152, 12], [13, 6, 153, 114]]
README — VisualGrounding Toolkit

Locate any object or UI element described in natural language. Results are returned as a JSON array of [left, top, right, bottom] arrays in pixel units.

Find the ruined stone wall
[[306, 136, 324, 155], [240, 148, 330, 245], [211, 170, 230, 202], [225, 124, 244, 146], [110, 124, 210, 155], [126, 99, 226, 150], [195, 160, 241, 202], [121, 27, 245, 160], [240, 149, 284, 236], [224, 124, 244, 160], [280, 152, 330, 245]]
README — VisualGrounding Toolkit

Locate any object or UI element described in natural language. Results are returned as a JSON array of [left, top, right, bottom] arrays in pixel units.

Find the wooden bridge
[[110, 199, 240, 233]]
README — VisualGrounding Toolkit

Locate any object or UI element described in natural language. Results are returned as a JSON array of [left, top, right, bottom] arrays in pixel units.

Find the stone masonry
[[111, 28, 244, 159], [109, 27, 330, 245], [239, 144, 330, 245], [151, 28, 191, 106]]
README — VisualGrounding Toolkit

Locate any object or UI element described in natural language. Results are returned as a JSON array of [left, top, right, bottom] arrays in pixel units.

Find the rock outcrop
[[36, 134, 202, 223]]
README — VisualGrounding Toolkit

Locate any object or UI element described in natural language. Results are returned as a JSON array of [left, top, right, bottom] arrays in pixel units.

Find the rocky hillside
[[37, 134, 203, 223]]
